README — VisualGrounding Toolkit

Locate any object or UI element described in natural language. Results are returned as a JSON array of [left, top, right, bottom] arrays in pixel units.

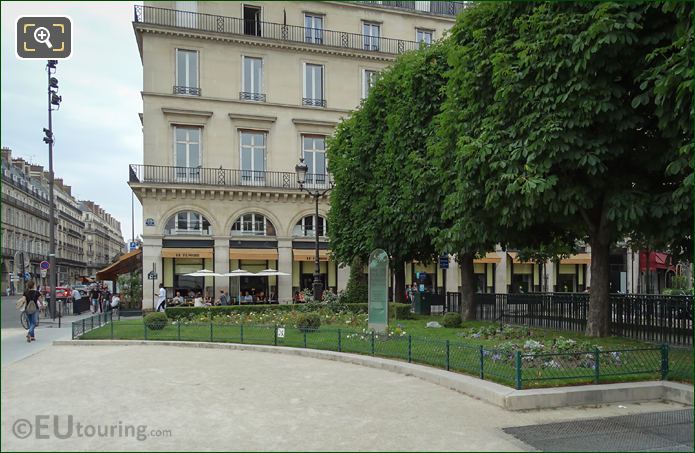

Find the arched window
[[294, 215, 326, 237], [231, 213, 276, 236], [164, 211, 211, 235]]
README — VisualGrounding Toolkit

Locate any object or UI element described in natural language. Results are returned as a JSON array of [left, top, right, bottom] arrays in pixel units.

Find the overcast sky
[[1, 1, 142, 242]]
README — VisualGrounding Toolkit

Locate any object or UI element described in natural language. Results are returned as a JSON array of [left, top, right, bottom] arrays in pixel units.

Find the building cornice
[[228, 113, 277, 123], [161, 107, 214, 118], [134, 24, 398, 63], [291, 118, 339, 128]]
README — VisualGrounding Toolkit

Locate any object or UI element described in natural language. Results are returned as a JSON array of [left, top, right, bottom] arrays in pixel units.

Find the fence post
[[144, 322, 148, 340], [177, 321, 181, 341], [274, 324, 278, 346], [445, 340, 450, 371], [91, 315, 94, 331], [594, 348, 600, 384], [479, 346, 484, 380], [338, 329, 342, 352], [661, 343, 669, 380], [408, 335, 412, 363], [110, 317, 114, 339], [371, 331, 375, 355], [72, 321, 75, 340], [210, 320, 213, 342], [515, 351, 522, 390], [82, 318, 85, 335], [303, 329, 307, 348], [240, 323, 244, 344]]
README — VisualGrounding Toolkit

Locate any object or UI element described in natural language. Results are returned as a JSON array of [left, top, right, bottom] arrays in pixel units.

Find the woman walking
[[23, 280, 42, 342]]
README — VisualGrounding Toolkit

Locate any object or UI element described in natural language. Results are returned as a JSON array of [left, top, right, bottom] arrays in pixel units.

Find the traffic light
[[51, 93, 62, 106], [49, 77, 59, 89], [43, 128, 53, 144]]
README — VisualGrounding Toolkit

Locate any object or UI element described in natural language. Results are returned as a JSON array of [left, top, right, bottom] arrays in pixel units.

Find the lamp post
[[295, 158, 333, 301], [44, 60, 62, 319]]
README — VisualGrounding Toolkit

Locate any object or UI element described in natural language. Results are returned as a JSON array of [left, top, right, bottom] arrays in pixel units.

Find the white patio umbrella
[[255, 268, 290, 276], [184, 269, 224, 277], [224, 269, 257, 304]]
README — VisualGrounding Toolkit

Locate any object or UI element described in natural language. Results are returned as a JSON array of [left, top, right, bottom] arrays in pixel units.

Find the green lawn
[[80, 316, 693, 389]]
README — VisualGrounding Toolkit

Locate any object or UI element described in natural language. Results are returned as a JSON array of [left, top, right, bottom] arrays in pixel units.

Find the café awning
[[474, 252, 502, 264], [293, 249, 330, 261], [229, 249, 279, 260], [96, 248, 142, 281], [560, 253, 592, 265]]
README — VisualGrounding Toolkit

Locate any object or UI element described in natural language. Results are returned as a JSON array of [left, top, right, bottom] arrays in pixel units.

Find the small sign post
[[368, 249, 389, 333], [40, 260, 50, 270]]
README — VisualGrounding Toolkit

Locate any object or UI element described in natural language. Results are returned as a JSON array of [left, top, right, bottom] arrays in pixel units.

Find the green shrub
[[344, 303, 413, 320], [343, 256, 368, 303], [296, 313, 321, 332], [442, 312, 462, 328], [166, 304, 294, 320], [144, 312, 168, 330]]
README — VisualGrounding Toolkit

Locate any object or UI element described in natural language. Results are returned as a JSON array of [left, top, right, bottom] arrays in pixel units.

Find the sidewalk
[[0, 311, 94, 367]]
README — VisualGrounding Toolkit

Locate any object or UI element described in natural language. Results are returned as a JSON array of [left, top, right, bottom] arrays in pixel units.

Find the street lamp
[[45, 59, 62, 319], [295, 157, 333, 301]]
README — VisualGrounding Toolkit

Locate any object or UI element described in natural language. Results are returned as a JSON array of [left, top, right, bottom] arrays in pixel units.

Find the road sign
[[439, 255, 449, 269], [40, 269, 47, 278], [40, 260, 50, 270], [24, 272, 31, 281], [145, 218, 155, 226], [147, 271, 158, 280], [129, 242, 138, 251]]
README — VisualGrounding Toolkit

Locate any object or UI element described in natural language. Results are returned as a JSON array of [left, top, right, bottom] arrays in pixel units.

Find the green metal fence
[[73, 314, 681, 389]]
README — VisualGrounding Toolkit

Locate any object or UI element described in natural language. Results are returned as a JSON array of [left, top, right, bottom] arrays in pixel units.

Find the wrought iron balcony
[[357, 1, 468, 17], [239, 91, 266, 102], [134, 5, 425, 56], [129, 164, 332, 191], [302, 98, 327, 108], [173, 85, 201, 96]]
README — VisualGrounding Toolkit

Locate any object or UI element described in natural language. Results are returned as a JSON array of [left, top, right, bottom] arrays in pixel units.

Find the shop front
[[229, 245, 279, 303], [162, 245, 214, 299], [473, 253, 499, 293], [555, 253, 590, 292], [292, 241, 337, 297]]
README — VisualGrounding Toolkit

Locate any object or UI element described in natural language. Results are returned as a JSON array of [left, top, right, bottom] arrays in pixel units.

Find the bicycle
[[20, 310, 40, 330]]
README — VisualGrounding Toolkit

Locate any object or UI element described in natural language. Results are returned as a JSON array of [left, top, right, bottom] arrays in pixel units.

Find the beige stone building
[[131, 1, 463, 306], [80, 200, 126, 277]]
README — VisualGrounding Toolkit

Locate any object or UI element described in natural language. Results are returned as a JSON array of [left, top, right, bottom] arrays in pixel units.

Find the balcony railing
[[357, 1, 469, 17], [129, 164, 332, 191], [239, 91, 266, 102], [302, 98, 327, 108], [134, 5, 424, 56], [173, 85, 201, 96]]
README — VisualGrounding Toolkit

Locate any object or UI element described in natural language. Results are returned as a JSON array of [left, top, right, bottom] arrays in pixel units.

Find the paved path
[[1, 344, 689, 451]]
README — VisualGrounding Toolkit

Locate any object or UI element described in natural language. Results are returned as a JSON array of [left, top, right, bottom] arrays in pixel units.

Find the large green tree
[[328, 43, 449, 303], [441, 2, 692, 336]]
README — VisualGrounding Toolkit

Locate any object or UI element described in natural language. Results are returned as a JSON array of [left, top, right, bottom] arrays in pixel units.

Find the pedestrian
[[219, 289, 229, 306], [69, 285, 81, 315], [156, 283, 167, 312], [22, 280, 42, 342], [110, 292, 121, 317], [89, 285, 100, 314], [102, 287, 111, 313]]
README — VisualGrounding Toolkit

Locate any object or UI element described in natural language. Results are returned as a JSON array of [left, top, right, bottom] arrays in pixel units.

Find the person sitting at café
[[257, 291, 266, 303], [171, 291, 183, 305], [243, 291, 253, 303], [194, 292, 204, 307]]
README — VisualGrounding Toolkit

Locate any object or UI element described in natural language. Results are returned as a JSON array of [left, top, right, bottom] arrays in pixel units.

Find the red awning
[[639, 251, 674, 272]]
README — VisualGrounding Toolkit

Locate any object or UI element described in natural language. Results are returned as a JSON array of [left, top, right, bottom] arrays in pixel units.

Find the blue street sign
[[439, 255, 449, 269], [24, 272, 31, 281], [129, 242, 138, 251], [40, 260, 50, 270]]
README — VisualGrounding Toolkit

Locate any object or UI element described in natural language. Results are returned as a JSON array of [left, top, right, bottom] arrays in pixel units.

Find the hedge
[[165, 302, 413, 320], [165, 304, 294, 320]]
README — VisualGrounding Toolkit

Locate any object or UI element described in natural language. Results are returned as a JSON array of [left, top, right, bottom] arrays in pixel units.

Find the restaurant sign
[[161, 248, 214, 259]]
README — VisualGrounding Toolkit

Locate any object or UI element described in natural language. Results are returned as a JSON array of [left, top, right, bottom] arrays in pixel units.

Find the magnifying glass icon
[[33, 27, 53, 49]]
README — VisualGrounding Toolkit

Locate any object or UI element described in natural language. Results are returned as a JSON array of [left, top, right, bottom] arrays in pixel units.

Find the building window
[[241, 56, 264, 101], [302, 135, 327, 185], [232, 213, 276, 236], [164, 211, 211, 235], [294, 215, 327, 237], [362, 69, 378, 99], [304, 14, 323, 44], [416, 29, 433, 46], [363, 22, 380, 51], [175, 49, 199, 95], [240, 131, 266, 185], [303, 63, 325, 107], [243, 5, 262, 36], [174, 126, 201, 180]]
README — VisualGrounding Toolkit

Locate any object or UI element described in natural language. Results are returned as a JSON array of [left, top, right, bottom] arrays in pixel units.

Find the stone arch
[[224, 206, 284, 238], [159, 205, 220, 236], [286, 209, 329, 237]]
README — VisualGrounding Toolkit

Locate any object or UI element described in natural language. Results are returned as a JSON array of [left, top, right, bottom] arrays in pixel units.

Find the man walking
[[156, 283, 167, 312]]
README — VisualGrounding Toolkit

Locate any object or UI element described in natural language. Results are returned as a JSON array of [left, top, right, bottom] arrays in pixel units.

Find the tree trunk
[[459, 252, 476, 321], [586, 233, 611, 337], [393, 259, 406, 303]]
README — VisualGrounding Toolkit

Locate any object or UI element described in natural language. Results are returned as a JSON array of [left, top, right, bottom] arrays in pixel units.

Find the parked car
[[40, 286, 71, 301]]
